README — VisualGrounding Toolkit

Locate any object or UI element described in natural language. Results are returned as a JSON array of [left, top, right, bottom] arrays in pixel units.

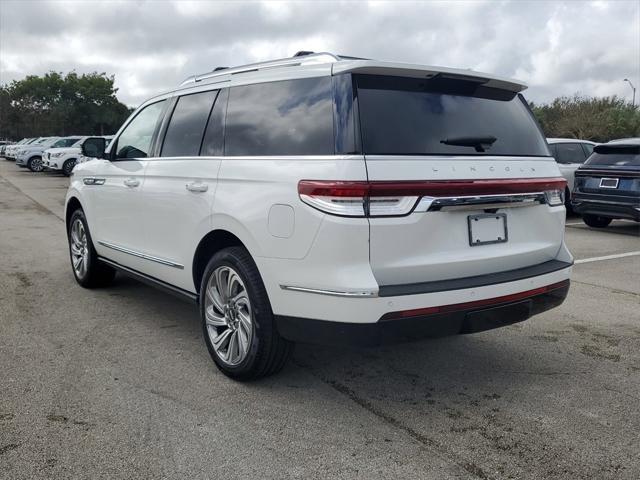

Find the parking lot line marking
[[565, 222, 585, 226], [574, 251, 640, 264]]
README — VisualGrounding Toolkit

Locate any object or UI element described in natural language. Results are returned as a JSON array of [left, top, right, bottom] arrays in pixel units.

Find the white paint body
[[66, 56, 572, 325], [547, 138, 598, 194]]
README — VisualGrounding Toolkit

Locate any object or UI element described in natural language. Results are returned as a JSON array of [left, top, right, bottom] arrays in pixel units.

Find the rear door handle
[[186, 182, 208, 193], [124, 178, 140, 188]]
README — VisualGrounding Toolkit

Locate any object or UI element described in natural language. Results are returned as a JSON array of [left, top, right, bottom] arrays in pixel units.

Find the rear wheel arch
[[193, 230, 248, 292]]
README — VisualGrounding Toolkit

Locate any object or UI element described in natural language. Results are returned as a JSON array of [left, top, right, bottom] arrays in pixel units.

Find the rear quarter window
[[355, 75, 550, 157], [224, 77, 334, 156]]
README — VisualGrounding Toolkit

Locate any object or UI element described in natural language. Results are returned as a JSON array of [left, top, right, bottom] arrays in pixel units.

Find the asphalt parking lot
[[1, 160, 638, 480]]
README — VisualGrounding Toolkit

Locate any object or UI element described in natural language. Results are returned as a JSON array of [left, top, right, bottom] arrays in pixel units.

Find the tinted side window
[[581, 143, 595, 157], [225, 77, 333, 156], [161, 90, 217, 157], [201, 88, 228, 157], [116, 101, 166, 159], [555, 143, 587, 164]]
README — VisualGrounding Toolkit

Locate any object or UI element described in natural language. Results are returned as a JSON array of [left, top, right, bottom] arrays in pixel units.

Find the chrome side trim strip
[[280, 285, 378, 298], [97, 241, 184, 270]]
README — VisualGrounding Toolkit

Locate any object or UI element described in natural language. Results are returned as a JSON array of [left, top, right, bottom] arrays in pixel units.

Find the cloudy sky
[[1, 0, 638, 107]]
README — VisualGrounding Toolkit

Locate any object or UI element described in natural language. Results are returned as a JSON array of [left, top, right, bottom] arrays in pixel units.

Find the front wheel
[[27, 156, 44, 172], [62, 158, 77, 176], [68, 209, 116, 287], [200, 247, 293, 380], [582, 214, 612, 228]]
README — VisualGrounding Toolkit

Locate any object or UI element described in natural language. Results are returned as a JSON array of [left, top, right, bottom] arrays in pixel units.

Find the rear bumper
[[276, 280, 569, 346], [572, 194, 640, 221]]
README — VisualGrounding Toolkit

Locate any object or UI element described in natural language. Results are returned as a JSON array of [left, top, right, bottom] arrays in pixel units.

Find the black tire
[[564, 188, 573, 214], [583, 214, 612, 228], [200, 246, 293, 380], [62, 158, 77, 176], [27, 156, 44, 172], [67, 209, 116, 288]]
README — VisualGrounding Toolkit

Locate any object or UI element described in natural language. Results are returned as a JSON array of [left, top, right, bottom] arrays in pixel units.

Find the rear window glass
[[355, 75, 549, 157], [585, 145, 640, 167], [224, 77, 333, 156]]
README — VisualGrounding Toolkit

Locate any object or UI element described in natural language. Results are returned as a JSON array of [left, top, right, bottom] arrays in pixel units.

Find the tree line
[[1, 71, 638, 142], [530, 95, 639, 142], [0, 72, 132, 140]]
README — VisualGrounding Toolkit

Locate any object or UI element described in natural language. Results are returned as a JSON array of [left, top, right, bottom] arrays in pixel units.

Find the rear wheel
[[68, 209, 116, 287], [27, 156, 44, 172], [62, 158, 77, 176], [583, 214, 612, 228], [200, 246, 293, 380]]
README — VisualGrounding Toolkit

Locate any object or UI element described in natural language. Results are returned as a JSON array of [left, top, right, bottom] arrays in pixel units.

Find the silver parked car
[[547, 138, 597, 208]]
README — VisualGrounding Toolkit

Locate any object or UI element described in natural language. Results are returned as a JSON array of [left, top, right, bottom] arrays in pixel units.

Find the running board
[[98, 256, 199, 304]]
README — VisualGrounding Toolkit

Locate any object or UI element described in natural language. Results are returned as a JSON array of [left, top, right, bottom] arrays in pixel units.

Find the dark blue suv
[[572, 139, 640, 228]]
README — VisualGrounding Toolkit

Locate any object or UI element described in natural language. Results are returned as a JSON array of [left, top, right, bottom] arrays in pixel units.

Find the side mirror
[[81, 137, 106, 159]]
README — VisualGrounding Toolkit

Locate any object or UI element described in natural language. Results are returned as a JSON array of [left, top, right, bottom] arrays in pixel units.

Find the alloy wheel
[[31, 157, 44, 172], [70, 218, 89, 278], [204, 266, 253, 366], [63, 159, 76, 176]]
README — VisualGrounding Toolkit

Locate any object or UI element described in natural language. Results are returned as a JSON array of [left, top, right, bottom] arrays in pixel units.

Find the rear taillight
[[298, 178, 567, 217], [298, 181, 418, 217], [544, 189, 565, 206]]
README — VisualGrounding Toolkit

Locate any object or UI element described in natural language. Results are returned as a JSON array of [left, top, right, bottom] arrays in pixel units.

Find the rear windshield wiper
[[441, 136, 497, 152]]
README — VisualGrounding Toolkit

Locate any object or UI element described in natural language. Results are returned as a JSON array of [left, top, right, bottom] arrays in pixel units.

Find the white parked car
[[66, 52, 572, 379], [547, 138, 597, 207], [44, 136, 112, 176], [16, 137, 65, 171], [4, 137, 37, 161]]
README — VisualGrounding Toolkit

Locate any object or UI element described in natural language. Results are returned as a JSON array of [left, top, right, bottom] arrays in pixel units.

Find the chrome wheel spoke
[[204, 264, 254, 366], [70, 218, 89, 278], [237, 325, 249, 358], [227, 331, 239, 363], [227, 271, 241, 299], [206, 284, 225, 313], [212, 328, 232, 351], [215, 268, 229, 302], [237, 309, 251, 335], [205, 305, 226, 326]]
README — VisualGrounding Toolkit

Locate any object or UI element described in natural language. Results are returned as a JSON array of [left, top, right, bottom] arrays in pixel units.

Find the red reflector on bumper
[[384, 280, 570, 320]]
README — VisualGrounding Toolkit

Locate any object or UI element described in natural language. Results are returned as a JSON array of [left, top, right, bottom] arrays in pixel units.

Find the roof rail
[[180, 51, 342, 86]]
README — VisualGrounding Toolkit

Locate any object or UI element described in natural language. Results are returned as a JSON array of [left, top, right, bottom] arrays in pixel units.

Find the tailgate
[[366, 157, 566, 286]]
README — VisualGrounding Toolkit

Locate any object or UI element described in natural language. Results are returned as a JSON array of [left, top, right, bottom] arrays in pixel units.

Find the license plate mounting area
[[468, 213, 508, 247]]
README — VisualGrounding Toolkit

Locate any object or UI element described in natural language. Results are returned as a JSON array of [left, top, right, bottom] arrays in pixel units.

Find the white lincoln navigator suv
[[66, 52, 573, 380]]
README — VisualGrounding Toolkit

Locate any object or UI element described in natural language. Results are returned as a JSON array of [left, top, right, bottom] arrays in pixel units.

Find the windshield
[[355, 74, 550, 157], [52, 138, 80, 148]]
